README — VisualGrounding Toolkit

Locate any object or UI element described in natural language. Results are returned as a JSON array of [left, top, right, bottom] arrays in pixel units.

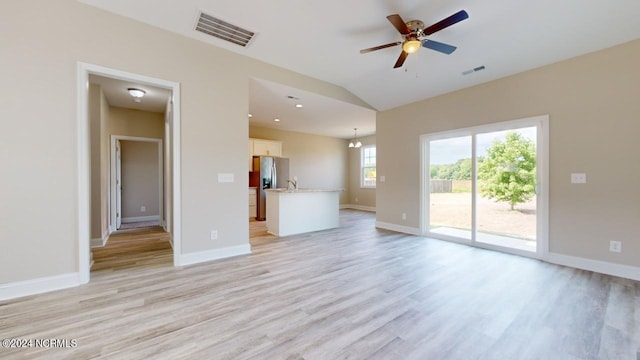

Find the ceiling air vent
[[462, 65, 486, 76], [195, 11, 255, 47]]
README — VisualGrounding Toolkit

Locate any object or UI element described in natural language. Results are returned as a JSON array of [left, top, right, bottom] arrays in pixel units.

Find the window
[[361, 145, 376, 188]]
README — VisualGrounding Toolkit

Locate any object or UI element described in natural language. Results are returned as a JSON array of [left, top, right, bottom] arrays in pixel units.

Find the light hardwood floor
[[1, 210, 639, 359]]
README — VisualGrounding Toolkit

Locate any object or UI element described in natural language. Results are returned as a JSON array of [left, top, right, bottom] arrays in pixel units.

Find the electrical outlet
[[355, 197, 359, 203], [402, 213, 407, 220], [571, 173, 587, 184], [140, 206, 146, 212], [210, 230, 218, 240], [609, 240, 622, 253]]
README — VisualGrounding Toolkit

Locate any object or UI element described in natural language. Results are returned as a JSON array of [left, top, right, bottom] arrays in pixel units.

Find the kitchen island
[[265, 188, 342, 236]]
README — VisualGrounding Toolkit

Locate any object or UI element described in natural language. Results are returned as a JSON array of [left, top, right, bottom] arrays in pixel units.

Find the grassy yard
[[429, 192, 536, 240]]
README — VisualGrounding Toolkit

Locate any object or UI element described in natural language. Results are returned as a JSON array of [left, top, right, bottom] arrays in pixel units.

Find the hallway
[[91, 227, 171, 272]]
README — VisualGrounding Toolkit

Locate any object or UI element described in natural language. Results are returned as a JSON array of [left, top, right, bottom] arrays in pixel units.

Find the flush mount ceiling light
[[273, 118, 281, 122], [295, 104, 303, 108], [127, 88, 146, 103], [248, 113, 253, 117], [127, 88, 146, 98], [348, 128, 362, 148]]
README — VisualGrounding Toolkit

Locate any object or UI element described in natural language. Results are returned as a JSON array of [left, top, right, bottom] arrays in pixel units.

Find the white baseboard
[[122, 215, 160, 223], [375, 221, 421, 236], [0, 273, 80, 301], [547, 252, 640, 281], [90, 231, 110, 248], [178, 244, 251, 267], [340, 204, 376, 212]]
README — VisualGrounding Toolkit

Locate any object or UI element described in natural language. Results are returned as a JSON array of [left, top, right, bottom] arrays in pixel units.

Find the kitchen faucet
[[287, 178, 298, 190]]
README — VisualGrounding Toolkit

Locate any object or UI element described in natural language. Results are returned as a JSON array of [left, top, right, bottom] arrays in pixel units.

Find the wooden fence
[[430, 179, 472, 193], [430, 180, 452, 193]]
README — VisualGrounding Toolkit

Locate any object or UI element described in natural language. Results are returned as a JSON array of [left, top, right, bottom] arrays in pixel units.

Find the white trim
[[178, 245, 252, 267], [77, 62, 182, 286], [122, 215, 161, 223], [547, 252, 640, 281], [0, 273, 80, 301], [77, 64, 91, 285], [375, 221, 421, 236], [90, 230, 109, 248], [340, 204, 376, 212]]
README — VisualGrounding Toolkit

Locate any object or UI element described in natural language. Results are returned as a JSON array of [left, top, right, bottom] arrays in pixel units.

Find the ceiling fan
[[360, 10, 469, 68]]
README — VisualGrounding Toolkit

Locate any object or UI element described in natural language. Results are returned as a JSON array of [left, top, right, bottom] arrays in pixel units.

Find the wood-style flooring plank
[[1, 210, 639, 359]]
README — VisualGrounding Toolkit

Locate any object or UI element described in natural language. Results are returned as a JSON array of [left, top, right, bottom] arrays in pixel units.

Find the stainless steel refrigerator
[[253, 156, 289, 221]]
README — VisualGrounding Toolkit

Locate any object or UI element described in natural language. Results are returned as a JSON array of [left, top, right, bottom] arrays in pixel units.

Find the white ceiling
[[89, 75, 171, 113], [81, 0, 640, 138], [249, 79, 376, 138]]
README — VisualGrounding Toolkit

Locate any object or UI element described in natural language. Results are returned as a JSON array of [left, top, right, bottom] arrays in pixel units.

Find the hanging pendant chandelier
[[348, 128, 362, 148]]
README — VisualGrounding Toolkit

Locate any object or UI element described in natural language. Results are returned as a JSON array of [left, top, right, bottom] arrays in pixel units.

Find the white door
[[116, 139, 122, 230]]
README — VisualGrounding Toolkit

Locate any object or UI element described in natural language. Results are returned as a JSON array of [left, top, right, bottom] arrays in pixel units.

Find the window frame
[[360, 145, 376, 189]]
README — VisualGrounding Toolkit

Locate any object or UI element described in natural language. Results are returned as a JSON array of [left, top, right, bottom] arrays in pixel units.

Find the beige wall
[[249, 127, 349, 203], [120, 140, 160, 219], [108, 107, 165, 139], [377, 39, 640, 267], [347, 135, 376, 208], [0, 0, 373, 284]]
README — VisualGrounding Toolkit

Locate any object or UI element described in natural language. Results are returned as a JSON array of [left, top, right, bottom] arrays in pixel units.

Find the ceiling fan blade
[[423, 10, 469, 36], [386, 14, 410, 35], [422, 39, 457, 54], [360, 41, 402, 54], [393, 51, 409, 68]]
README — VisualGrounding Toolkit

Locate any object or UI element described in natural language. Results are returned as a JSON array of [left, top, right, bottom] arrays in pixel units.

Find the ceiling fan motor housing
[[406, 20, 425, 37]]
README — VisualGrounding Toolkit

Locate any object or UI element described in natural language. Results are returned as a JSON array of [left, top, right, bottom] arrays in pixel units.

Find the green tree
[[478, 132, 536, 210], [430, 158, 472, 180], [451, 158, 472, 180]]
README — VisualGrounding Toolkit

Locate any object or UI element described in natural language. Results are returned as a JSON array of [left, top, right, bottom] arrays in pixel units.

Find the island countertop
[[265, 189, 341, 236], [265, 188, 344, 193]]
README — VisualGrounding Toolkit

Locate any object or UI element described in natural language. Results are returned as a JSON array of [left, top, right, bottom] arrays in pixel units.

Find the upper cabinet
[[252, 139, 282, 157], [249, 138, 283, 170]]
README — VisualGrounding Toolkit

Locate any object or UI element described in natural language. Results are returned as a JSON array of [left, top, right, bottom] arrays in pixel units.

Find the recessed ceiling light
[[295, 104, 303, 108], [248, 113, 253, 117], [273, 118, 280, 122]]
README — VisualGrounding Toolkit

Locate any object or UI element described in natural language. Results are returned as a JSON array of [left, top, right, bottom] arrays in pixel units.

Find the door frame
[[110, 136, 164, 232], [77, 62, 182, 284], [419, 115, 549, 259]]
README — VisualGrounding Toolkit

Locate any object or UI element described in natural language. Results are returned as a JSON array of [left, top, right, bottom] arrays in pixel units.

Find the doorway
[[77, 62, 182, 284], [420, 115, 548, 258], [110, 136, 164, 232]]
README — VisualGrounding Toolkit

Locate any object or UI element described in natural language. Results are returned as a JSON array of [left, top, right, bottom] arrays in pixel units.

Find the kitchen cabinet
[[249, 138, 282, 171], [252, 139, 282, 157], [249, 187, 257, 218]]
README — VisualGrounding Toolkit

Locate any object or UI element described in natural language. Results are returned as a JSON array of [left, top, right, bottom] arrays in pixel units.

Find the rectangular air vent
[[195, 11, 255, 47], [462, 65, 486, 76]]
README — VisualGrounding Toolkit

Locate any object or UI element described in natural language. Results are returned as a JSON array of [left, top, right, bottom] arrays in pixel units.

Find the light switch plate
[[218, 173, 234, 183], [571, 173, 587, 184], [379, 175, 386, 183]]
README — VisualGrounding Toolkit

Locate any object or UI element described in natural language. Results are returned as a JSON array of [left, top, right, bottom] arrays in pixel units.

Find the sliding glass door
[[429, 136, 473, 240], [421, 117, 547, 257]]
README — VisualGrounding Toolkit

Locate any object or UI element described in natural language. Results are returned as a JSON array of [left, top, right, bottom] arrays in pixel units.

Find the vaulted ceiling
[[80, 0, 640, 138]]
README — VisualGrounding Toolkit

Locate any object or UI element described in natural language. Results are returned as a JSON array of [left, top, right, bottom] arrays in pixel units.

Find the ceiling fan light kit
[[402, 39, 422, 54], [360, 10, 469, 68]]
